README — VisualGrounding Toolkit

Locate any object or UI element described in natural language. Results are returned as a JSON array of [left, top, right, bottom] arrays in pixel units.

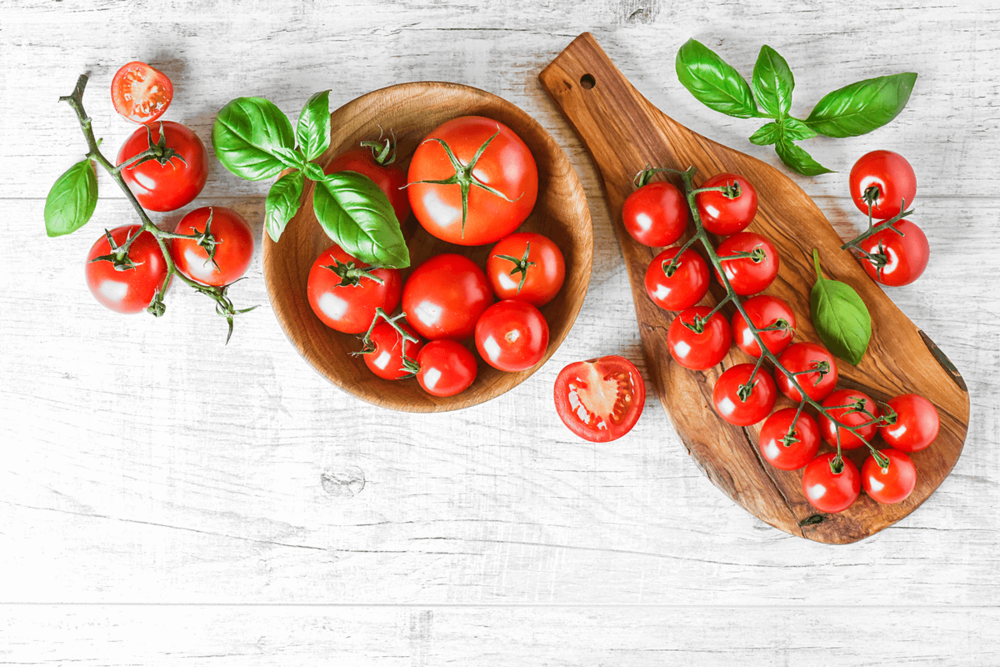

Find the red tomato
[[407, 116, 538, 246], [819, 389, 881, 450], [111, 61, 173, 124], [849, 150, 917, 219], [307, 245, 402, 334], [325, 145, 411, 225], [880, 393, 940, 453], [474, 300, 549, 372], [774, 343, 839, 403], [171, 207, 253, 287], [553, 355, 645, 443], [713, 363, 777, 426], [644, 247, 710, 312], [486, 232, 565, 307], [622, 181, 688, 247], [759, 408, 821, 471], [802, 453, 861, 513], [85, 225, 168, 314], [402, 254, 493, 340], [862, 448, 917, 504], [117, 121, 208, 212], [858, 219, 929, 287], [416, 340, 478, 397], [667, 306, 732, 371], [732, 294, 796, 358], [715, 232, 779, 295], [363, 320, 424, 380], [695, 173, 758, 236]]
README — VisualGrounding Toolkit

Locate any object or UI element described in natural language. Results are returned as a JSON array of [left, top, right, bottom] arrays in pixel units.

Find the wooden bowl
[[262, 82, 593, 412]]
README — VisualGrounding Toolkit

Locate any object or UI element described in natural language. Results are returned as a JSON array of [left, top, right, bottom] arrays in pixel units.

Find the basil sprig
[[676, 39, 917, 176], [810, 249, 872, 365], [45, 158, 98, 237]]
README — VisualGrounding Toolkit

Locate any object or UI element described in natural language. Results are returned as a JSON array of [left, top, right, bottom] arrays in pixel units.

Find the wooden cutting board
[[539, 33, 970, 544]]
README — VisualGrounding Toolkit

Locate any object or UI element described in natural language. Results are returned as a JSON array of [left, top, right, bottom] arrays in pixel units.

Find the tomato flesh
[[111, 61, 173, 123], [554, 356, 645, 443]]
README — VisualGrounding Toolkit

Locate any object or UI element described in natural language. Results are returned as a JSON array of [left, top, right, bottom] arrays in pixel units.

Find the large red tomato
[[171, 207, 253, 287], [402, 254, 493, 340], [325, 145, 411, 224], [117, 121, 208, 212], [85, 225, 168, 314], [307, 245, 402, 334], [474, 300, 549, 372], [486, 232, 565, 307]]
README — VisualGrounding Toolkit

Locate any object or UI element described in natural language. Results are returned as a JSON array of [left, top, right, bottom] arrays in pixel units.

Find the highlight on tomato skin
[[553, 355, 645, 443]]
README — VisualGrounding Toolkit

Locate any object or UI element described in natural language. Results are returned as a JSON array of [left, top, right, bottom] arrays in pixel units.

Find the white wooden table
[[3, 1, 999, 664]]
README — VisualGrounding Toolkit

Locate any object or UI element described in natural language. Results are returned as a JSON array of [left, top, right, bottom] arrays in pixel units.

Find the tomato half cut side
[[554, 356, 645, 443], [111, 61, 174, 123]]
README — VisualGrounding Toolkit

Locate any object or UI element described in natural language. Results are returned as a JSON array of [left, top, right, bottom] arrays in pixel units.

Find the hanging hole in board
[[580, 74, 596, 89]]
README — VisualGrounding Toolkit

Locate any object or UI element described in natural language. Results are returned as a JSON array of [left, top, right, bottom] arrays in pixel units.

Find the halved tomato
[[554, 355, 645, 443], [111, 61, 174, 123]]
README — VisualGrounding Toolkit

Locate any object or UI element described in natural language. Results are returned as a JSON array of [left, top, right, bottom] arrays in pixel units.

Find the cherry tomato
[[111, 61, 173, 124], [802, 453, 861, 513], [759, 408, 821, 471], [695, 173, 758, 236], [858, 219, 929, 287], [325, 145, 411, 225], [862, 448, 917, 504], [715, 232, 779, 295], [667, 306, 732, 371], [117, 121, 208, 212], [553, 355, 645, 443], [307, 245, 402, 334], [622, 181, 688, 247], [713, 363, 777, 426], [407, 116, 538, 246], [170, 207, 253, 287], [644, 247, 710, 312], [775, 343, 839, 403], [363, 320, 424, 380], [474, 300, 549, 372], [402, 254, 493, 341], [85, 225, 168, 314], [732, 294, 796, 358], [416, 340, 478, 397], [849, 150, 917, 220], [879, 393, 940, 453], [819, 389, 881, 450], [486, 232, 565, 307]]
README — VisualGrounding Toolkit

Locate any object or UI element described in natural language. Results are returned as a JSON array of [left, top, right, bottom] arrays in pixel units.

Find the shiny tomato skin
[[622, 181, 688, 247], [553, 355, 645, 443], [474, 300, 549, 372], [111, 61, 173, 123], [759, 408, 821, 471], [775, 343, 839, 403], [695, 173, 758, 236], [712, 363, 777, 426], [732, 294, 796, 358], [715, 232, 779, 295], [364, 321, 424, 380], [117, 121, 208, 212], [407, 116, 538, 246], [880, 393, 940, 453], [819, 389, 881, 450], [416, 340, 478, 397], [171, 207, 253, 287], [402, 254, 493, 341], [802, 453, 861, 513], [486, 232, 565, 307], [85, 225, 168, 314], [307, 245, 402, 334], [324, 147, 411, 224], [862, 448, 917, 504], [858, 219, 929, 287], [644, 247, 710, 312], [667, 306, 732, 371], [849, 150, 917, 219]]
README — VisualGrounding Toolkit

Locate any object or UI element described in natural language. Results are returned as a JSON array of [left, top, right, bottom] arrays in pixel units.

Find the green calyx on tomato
[[321, 258, 386, 287], [121, 122, 188, 171], [493, 241, 536, 294]]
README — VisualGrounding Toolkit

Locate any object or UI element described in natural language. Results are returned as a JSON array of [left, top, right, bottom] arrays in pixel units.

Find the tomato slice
[[111, 61, 173, 123], [554, 356, 645, 443]]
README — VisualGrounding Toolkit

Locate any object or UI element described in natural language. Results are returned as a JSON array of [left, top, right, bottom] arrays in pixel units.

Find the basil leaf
[[212, 97, 296, 181], [312, 172, 410, 268], [676, 39, 758, 119], [775, 139, 834, 177], [297, 90, 331, 162], [751, 45, 794, 117], [301, 161, 326, 182], [782, 117, 817, 141], [804, 72, 917, 138], [264, 170, 305, 243], [45, 159, 98, 237], [749, 122, 781, 146], [810, 249, 871, 365]]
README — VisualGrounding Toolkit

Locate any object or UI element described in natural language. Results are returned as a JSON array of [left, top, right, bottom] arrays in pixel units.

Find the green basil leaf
[[781, 117, 818, 141], [301, 161, 326, 182], [212, 97, 295, 181], [312, 172, 409, 268], [264, 170, 305, 243], [804, 72, 917, 138], [676, 38, 758, 119], [45, 159, 98, 237], [774, 139, 834, 176], [297, 90, 331, 162], [810, 249, 871, 365], [749, 122, 781, 146], [751, 45, 794, 118]]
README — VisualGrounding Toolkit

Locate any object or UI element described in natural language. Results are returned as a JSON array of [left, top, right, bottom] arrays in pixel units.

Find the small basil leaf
[[264, 170, 305, 243], [676, 38, 758, 119], [45, 159, 98, 237], [774, 139, 834, 177], [271, 146, 306, 170], [810, 249, 872, 365], [312, 172, 410, 268], [804, 72, 917, 138], [301, 161, 327, 182], [782, 117, 818, 141], [749, 122, 781, 146], [212, 97, 296, 181], [297, 90, 331, 162], [751, 45, 794, 117]]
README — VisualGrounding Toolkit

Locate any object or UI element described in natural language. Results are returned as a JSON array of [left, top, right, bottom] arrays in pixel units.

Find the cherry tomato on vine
[[85, 225, 168, 314], [325, 144, 411, 224], [407, 116, 538, 246], [553, 355, 645, 443], [715, 232, 779, 295], [667, 306, 731, 371], [879, 393, 940, 453], [759, 408, 821, 471], [622, 181, 688, 247], [475, 300, 549, 372], [849, 150, 917, 220], [819, 389, 881, 450], [732, 294, 796, 358], [117, 121, 208, 212], [695, 173, 758, 236], [307, 245, 402, 334], [857, 218, 929, 287], [712, 363, 777, 426], [862, 448, 917, 504], [111, 61, 173, 124], [402, 254, 493, 341], [774, 343, 838, 403], [486, 232, 565, 307], [416, 340, 478, 397], [363, 320, 424, 380], [171, 207, 253, 287], [644, 247, 710, 312], [802, 453, 861, 514]]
